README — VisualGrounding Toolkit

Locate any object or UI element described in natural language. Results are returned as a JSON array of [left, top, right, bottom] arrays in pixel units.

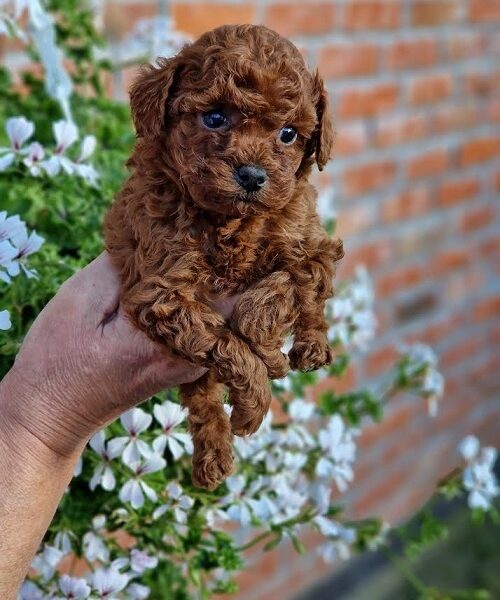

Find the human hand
[[1, 252, 237, 458]]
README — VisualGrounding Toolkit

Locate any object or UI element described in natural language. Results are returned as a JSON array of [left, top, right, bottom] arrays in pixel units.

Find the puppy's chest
[[200, 227, 271, 293]]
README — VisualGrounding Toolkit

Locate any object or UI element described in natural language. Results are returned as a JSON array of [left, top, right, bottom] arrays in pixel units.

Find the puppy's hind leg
[[180, 370, 233, 490]]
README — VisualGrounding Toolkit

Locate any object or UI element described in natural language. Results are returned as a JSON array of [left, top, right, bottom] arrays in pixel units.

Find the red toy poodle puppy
[[104, 24, 344, 490]]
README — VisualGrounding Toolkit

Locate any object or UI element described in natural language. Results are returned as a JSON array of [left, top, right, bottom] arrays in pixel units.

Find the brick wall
[[4, 1, 499, 598]]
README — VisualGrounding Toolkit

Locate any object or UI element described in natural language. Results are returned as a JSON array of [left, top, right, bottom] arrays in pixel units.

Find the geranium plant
[[0, 2, 497, 599]]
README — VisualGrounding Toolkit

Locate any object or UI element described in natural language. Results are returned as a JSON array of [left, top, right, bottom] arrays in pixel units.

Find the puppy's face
[[130, 25, 333, 217]]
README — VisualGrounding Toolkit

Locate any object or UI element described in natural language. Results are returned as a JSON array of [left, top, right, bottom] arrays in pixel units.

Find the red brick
[[409, 73, 453, 104], [488, 99, 500, 122], [406, 314, 462, 346], [104, 3, 156, 39], [478, 236, 500, 267], [494, 170, 500, 192], [376, 265, 424, 297], [352, 465, 407, 518], [445, 269, 486, 305], [464, 71, 500, 97], [342, 160, 396, 197], [359, 401, 416, 447], [432, 249, 471, 277], [380, 187, 431, 222], [385, 39, 438, 70], [344, 1, 401, 30], [460, 205, 496, 234], [469, 0, 500, 22], [441, 336, 483, 370], [337, 84, 399, 119], [459, 137, 500, 167], [335, 203, 376, 237], [412, 1, 460, 26], [395, 223, 449, 259], [473, 296, 500, 322], [407, 148, 450, 180], [433, 104, 480, 132], [438, 178, 481, 206], [263, 2, 335, 37], [341, 240, 392, 274], [375, 114, 428, 147], [445, 33, 486, 59], [172, 3, 256, 38], [314, 364, 357, 397], [318, 43, 379, 78], [334, 122, 368, 156]]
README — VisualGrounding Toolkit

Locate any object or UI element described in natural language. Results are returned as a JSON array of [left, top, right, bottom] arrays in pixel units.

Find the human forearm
[[0, 369, 84, 598]]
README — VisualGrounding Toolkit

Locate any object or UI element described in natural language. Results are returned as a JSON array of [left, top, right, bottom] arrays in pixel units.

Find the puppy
[[104, 24, 344, 490]]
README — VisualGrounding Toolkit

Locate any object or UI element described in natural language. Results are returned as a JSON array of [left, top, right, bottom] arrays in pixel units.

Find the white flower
[[110, 407, 153, 465], [54, 530, 73, 555], [327, 267, 376, 350], [92, 567, 129, 597], [82, 516, 109, 563], [0, 239, 19, 282], [119, 454, 166, 510], [73, 162, 99, 185], [74, 455, 83, 477], [125, 583, 151, 599], [19, 581, 44, 600], [316, 186, 336, 222], [89, 429, 122, 491], [399, 343, 444, 415], [130, 548, 158, 574], [31, 544, 64, 581], [458, 435, 480, 461], [0, 309, 11, 330], [153, 481, 194, 523], [59, 574, 91, 599], [8, 229, 44, 279], [458, 436, 499, 511], [53, 120, 78, 154], [316, 415, 358, 492], [0, 211, 26, 242], [5, 116, 34, 150], [316, 519, 356, 563], [309, 482, 331, 515], [0, 152, 15, 171], [23, 141, 44, 175], [221, 475, 273, 527], [318, 538, 352, 563], [288, 398, 316, 422], [77, 135, 96, 162], [152, 400, 192, 459], [267, 474, 305, 525]]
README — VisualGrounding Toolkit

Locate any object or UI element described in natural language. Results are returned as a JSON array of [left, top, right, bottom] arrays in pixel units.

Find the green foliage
[[320, 388, 383, 425], [0, 66, 133, 377]]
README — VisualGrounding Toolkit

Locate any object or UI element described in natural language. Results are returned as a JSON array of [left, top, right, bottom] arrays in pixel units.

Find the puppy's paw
[[289, 333, 333, 372], [261, 349, 290, 379], [192, 447, 234, 491], [229, 387, 271, 437]]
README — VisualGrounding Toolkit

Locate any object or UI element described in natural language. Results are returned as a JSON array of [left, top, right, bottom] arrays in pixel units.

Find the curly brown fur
[[104, 24, 344, 489]]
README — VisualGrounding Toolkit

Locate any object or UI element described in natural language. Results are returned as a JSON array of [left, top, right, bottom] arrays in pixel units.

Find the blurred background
[[3, 0, 499, 598]]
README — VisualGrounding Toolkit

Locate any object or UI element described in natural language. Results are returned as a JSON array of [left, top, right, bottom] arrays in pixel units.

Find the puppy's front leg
[[180, 371, 233, 490], [230, 271, 298, 379], [123, 269, 272, 438], [289, 237, 343, 372]]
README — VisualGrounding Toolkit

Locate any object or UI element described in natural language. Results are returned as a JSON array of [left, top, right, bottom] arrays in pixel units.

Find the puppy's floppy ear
[[129, 57, 179, 138], [311, 70, 334, 171]]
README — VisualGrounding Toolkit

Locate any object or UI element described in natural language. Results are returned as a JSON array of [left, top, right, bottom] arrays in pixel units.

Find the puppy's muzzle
[[234, 164, 268, 193]]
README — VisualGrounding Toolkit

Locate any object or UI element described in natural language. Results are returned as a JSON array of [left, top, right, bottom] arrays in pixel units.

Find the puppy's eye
[[202, 109, 229, 129], [279, 126, 298, 145]]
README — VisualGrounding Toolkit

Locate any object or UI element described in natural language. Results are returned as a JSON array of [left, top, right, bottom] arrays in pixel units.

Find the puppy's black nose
[[234, 164, 268, 192]]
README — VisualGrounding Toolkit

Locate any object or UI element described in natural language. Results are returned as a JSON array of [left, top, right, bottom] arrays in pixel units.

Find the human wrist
[[0, 363, 89, 463]]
